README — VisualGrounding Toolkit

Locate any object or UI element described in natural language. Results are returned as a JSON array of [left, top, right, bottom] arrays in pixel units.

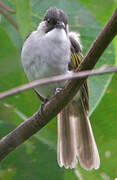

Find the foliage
[[0, 0, 117, 179]]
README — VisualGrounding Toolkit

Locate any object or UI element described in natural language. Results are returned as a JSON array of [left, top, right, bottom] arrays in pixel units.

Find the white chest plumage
[[21, 27, 71, 99]]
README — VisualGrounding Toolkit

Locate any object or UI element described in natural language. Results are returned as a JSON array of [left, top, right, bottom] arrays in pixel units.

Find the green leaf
[[0, 122, 64, 180], [0, 0, 23, 49], [0, 26, 21, 87], [78, 0, 117, 69], [13, 0, 32, 40]]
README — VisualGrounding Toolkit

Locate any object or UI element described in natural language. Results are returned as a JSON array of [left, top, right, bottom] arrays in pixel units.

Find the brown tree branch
[[0, 66, 117, 100], [0, 9, 117, 162], [0, 1, 15, 13], [0, 8, 18, 29]]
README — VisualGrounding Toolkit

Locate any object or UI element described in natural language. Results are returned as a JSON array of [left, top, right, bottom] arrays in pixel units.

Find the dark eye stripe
[[46, 18, 57, 25]]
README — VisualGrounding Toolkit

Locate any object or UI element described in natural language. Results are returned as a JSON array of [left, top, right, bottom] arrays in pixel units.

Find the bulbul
[[21, 7, 100, 170]]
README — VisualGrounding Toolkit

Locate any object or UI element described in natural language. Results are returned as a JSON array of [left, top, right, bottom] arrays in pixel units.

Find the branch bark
[[0, 9, 117, 162], [0, 8, 18, 30], [0, 1, 16, 13], [0, 66, 117, 100]]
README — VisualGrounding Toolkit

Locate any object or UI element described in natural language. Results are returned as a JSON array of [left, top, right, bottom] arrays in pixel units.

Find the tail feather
[[57, 106, 77, 168], [57, 99, 100, 170], [75, 99, 100, 170]]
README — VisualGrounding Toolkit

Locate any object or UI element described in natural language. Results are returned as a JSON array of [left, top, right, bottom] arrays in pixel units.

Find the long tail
[[57, 99, 100, 170]]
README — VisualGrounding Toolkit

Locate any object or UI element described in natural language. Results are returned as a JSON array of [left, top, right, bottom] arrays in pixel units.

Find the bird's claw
[[55, 88, 62, 95]]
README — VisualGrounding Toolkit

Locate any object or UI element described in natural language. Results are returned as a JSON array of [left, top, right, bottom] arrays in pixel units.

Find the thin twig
[[0, 1, 15, 13], [0, 8, 18, 29], [0, 66, 117, 100], [0, 9, 117, 162]]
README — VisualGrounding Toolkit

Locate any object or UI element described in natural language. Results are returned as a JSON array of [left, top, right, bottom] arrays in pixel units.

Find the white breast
[[21, 27, 71, 99]]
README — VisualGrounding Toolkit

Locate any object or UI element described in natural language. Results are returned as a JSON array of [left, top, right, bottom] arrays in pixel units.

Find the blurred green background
[[0, 0, 117, 179]]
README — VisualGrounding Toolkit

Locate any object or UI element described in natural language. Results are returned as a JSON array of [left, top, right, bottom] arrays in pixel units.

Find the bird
[[21, 7, 100, 170]]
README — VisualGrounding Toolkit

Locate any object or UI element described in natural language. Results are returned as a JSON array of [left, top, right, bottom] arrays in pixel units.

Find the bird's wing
[[69, 34, 89, 112]]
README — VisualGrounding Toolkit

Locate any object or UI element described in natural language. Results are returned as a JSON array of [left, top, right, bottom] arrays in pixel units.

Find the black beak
[[55, 21, 65, 29]]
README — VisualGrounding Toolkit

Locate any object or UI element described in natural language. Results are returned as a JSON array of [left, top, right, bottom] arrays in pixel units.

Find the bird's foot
[[38, 98, 48, 119], [55, 88, 63, 95]]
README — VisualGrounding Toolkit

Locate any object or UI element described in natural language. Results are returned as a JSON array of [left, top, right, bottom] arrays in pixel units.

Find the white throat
[[45, 28, 68, 42]]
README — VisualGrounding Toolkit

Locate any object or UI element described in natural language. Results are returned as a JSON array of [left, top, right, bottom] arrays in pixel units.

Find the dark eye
[[47, 18, 50, 23], [46, 18, 57, 25]]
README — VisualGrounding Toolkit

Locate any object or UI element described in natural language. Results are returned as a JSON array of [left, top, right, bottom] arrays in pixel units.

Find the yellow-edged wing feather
[[69, 36, 89, 111]]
